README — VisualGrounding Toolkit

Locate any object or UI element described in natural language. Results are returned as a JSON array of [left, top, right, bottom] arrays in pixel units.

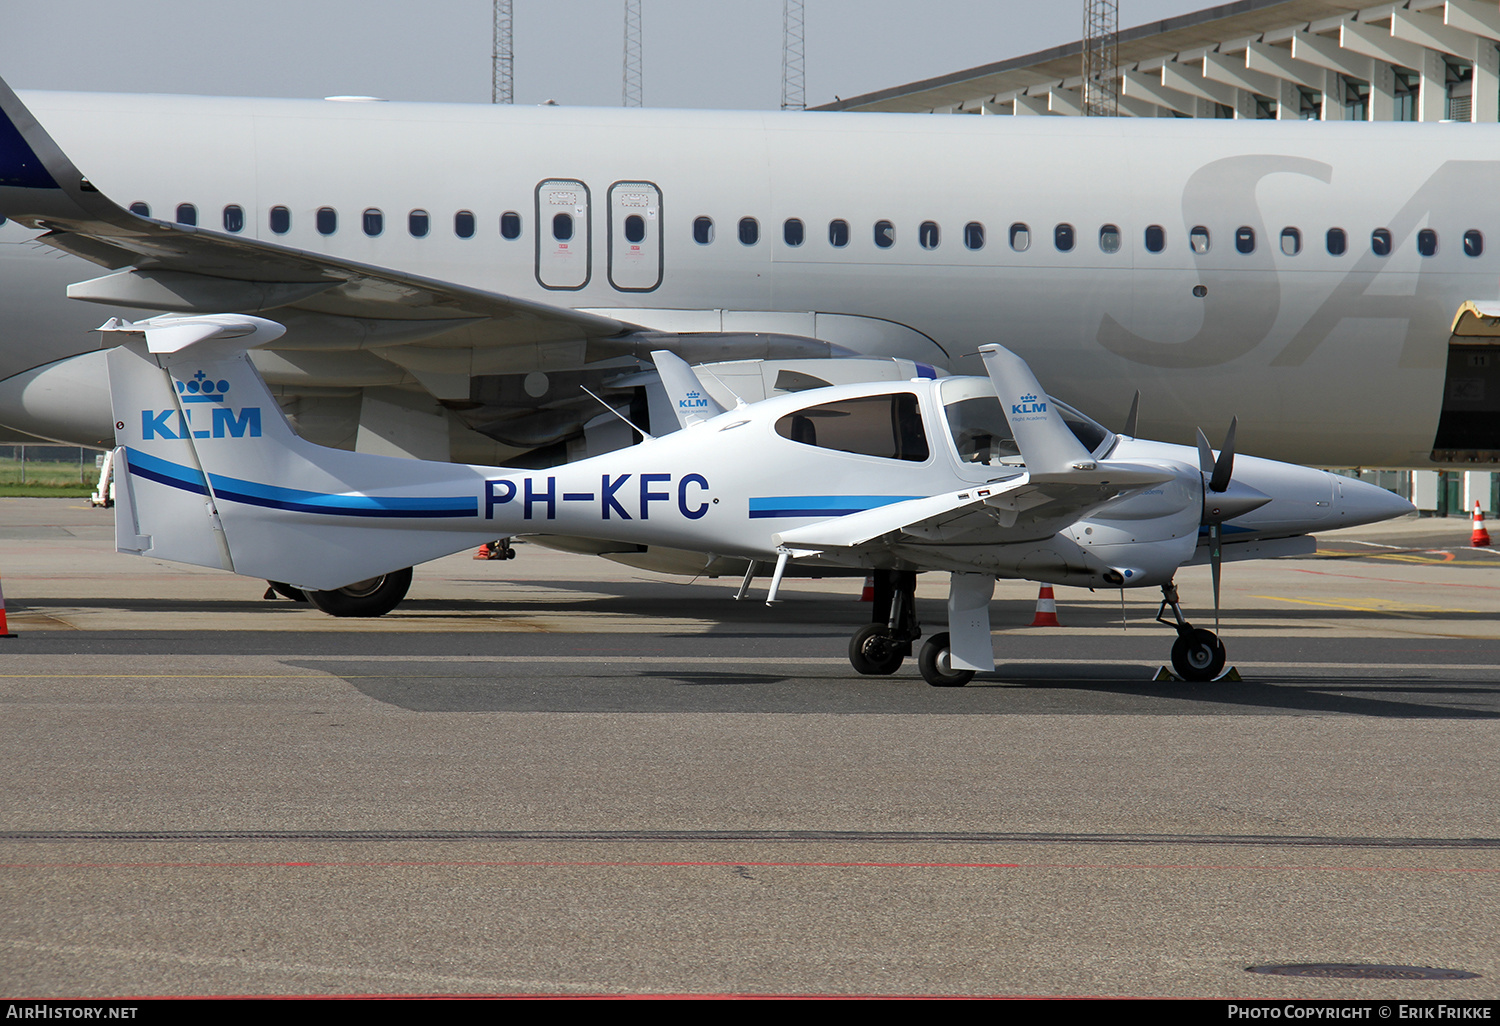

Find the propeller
[[1194, 417, 1265, 630]]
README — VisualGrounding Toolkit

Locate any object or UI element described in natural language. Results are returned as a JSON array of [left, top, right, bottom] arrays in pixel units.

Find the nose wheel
[[1157, 582, 1228, 682]]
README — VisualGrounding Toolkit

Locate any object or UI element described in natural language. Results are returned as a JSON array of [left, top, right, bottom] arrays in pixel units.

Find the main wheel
[[1170, 628, 1226, 682], [306, 567, 413, 618], [918, 632, 975, 688], [848, 623, 905, 675]]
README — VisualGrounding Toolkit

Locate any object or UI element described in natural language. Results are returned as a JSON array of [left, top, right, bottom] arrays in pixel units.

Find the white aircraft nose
[[1331, 473, 1417, 528]]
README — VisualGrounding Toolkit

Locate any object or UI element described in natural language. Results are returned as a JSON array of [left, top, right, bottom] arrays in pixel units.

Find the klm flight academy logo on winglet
[[679, 389, 709, 412], [1011, 392, 1048, 419], [142, 371, 262, 440]]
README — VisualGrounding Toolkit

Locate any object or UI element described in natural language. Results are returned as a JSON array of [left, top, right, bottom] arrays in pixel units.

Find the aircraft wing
[[774, 463, 1177, 553], [0, 75, 642, 354]]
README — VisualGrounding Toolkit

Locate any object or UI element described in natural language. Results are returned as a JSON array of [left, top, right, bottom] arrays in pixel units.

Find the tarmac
[[1, 498, 1498, 999]]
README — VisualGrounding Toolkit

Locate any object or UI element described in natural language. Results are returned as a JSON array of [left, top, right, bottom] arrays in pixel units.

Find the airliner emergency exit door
[[535, 179, 591, 290], [607, 181, 662, 292]]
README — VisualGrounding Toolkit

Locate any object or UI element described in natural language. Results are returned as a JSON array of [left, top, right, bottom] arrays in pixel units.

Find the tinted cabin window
[[919, 221, 939, 250], [693, 216, 714, 245], [738, 217, 759, 245], [129, 201, 150, 217], [829, 219, 849, 248], [363, 208, 383, 237], [409, 209, 430, 237], [269, 206, 291, 234], [316, 207, 337, 235], [552, 212, 574, 241], [783, 218, 804, 246], [774, 393, 929, 463], [1417, 228, 1438, 257], [1190, 226, 1210, 254], [874, 220, 895, 248], [222, 205, 244, 233], [624, 214, 646, 243], [1009, 223, 1030, 252], [175, 203, 197, 226], [964, 222, 985, 250], [1465, 230, 1484, 257], [1098, 224, 1121, 254], [1326, 227, 1347, 256], [455, 210, 476, 238], [1235, 226, 1255, 254], [1280, 227, 1301, 256], [1054, 223, 1074, 252], [1144, 225, 1165, 253], [500, 211, 522, 239], [1372, 228, 1392, 256]]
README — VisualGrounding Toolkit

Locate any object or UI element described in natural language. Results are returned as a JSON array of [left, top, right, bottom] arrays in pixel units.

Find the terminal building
[[821, 0, 1500, 516]]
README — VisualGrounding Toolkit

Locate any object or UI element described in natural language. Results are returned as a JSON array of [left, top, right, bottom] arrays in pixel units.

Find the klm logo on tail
[[142, 371, 262, 440]]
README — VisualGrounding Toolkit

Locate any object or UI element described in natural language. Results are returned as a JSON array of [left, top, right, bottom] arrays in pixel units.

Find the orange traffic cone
[[1029, 584, 1061, 627], [1472, 502, 1491, 547], [859, 575, 874, 602], [0, 575, 16, 638], [473, 542, 493, 560]]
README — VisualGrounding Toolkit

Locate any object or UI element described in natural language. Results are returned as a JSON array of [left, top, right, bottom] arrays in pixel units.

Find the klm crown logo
[[142, 370, 262, 440], [1011, 392, 1047, 415], [679, 389, 709, 410]]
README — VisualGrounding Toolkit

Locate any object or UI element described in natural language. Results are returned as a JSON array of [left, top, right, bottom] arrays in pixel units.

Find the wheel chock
[[1151, 665, 1242, 683]]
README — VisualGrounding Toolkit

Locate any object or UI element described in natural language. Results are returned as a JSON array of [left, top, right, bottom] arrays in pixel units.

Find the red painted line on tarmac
[[1292, 565, 1499, 589], [38, 992, 1115, 1000]]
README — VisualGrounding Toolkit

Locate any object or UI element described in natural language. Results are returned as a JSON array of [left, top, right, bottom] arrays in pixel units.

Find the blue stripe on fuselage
[[748, 495, 921, 519]]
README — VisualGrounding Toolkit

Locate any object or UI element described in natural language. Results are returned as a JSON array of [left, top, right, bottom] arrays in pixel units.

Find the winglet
[[0, 73, 148, 233], [651, 349, 727, 429], [978, 344, 1094, 474]]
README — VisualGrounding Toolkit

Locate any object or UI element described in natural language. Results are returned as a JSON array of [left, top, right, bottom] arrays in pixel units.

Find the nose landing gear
[[1156, 581, 1227, 681]]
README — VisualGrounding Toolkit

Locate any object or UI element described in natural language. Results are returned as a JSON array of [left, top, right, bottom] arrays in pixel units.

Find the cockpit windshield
[[938, 377, 1114, 468]]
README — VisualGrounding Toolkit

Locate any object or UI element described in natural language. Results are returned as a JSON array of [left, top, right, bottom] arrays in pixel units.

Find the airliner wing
[[774, 463, 1175, 553], [0, 75, 640, 349]]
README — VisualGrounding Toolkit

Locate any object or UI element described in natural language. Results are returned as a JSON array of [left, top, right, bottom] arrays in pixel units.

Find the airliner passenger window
[[919, 221, 939, 250], [739, 217, 759, 245], [1144, 225, 1165, 253], [874, 220, 895, 248], [1054, 223, 1074, 252], [222, 205, 244, 233], [1098, 224, 1121, 254], [363, 208, 383, 237], [1372, 228, 1392, 256], [784, 218, 804, 246], [455, 210, 476, 239], [552, 212, 574, 241], [270, 206, 291, 234], [1190, 226, 1209, 254], [1465, 230, 1484, 257], [1280, 227, 1301, 256], [774, 393, 929, 463], [316, 207, 337, 236], [693, 216, 714, 245], [1009, 223, 1030, 252], [624, 214, 646, 243], [409, 209, 430, 237], [176, 203, 197, 226], [964, 222, 985, 250], [829, 219, 850, 248], [129, 202, 150, 217], [500, 211, 522, 239], [1235, 226, 1255, 254], [1417, 228, 1437, 257], [1326, 228, 1346, 255]]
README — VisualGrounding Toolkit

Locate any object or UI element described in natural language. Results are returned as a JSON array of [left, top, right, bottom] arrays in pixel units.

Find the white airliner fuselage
[[1, 88, 1495, 466]]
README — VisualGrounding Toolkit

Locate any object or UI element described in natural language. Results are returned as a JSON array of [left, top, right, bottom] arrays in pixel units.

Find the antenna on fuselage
[[581, 385, 655, 441]]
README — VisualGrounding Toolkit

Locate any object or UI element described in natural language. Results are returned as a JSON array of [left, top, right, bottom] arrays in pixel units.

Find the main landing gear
[[1156, 580, 1226, 682], [848, 570, 921, 676]]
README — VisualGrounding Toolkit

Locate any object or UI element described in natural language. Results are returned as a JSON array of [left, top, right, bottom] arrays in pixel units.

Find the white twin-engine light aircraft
[[100, 312, 1413, 685]]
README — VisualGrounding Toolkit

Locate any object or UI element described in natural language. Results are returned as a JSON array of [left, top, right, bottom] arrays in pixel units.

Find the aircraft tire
[[1170, 628, 1226, 682], [848, 624, 905, 675], [306, 567, 413, 618], [266, 581, 308, 603], [918, 632, 975, 688]]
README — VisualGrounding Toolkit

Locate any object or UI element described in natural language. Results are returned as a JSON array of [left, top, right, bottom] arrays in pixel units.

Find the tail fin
[[103, 316, 499, 590], [979, 344, 1095, 475], [651, 350, 727, 429]]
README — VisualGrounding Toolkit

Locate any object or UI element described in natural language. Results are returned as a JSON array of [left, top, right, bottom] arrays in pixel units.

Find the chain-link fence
[[0, 445, 102, 488]]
